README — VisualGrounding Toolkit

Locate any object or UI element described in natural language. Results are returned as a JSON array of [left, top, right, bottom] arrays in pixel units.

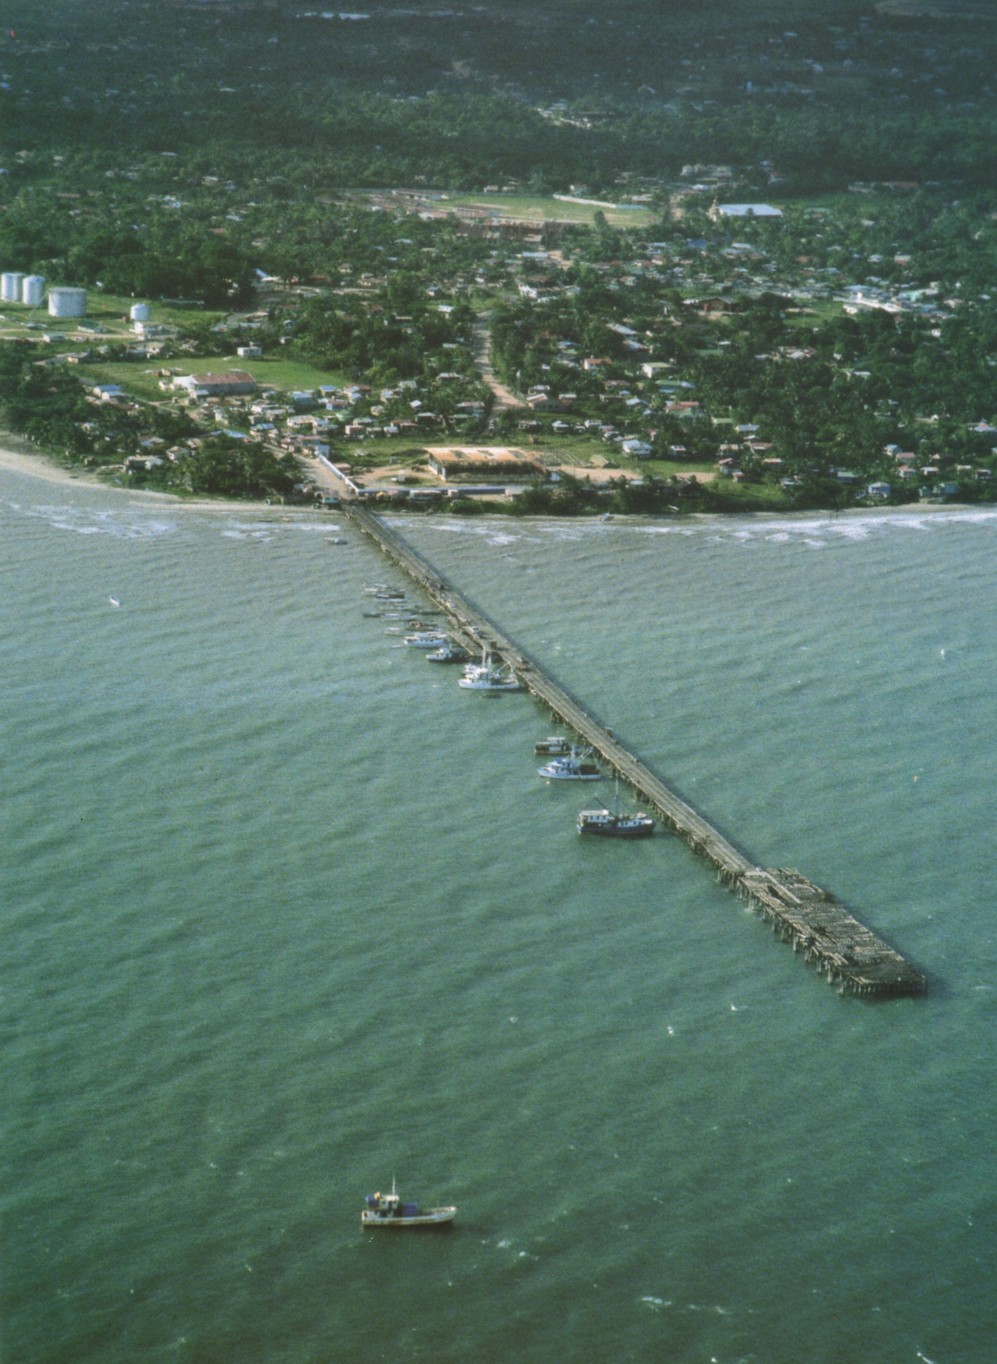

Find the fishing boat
[[537, 747, 603, 780], [426, 641, 470, 664], [361, 1181, 457, 1229], [577, 807, 655, 837], [577, 776, 654, 835], [534, 736, 572, 756], [457, 647, 521, 692], [403, 631, 449, 648]]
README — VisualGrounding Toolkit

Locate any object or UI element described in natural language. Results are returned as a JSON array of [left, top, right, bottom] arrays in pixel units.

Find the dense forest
[[2, 1, 995, 191]]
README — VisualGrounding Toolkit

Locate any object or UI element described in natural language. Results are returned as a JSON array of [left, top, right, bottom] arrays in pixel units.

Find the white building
[[1, 272, 25, 302], [48, 287, 87, 318], [22, 275, 45, 306], [711, 203, 783, 220]]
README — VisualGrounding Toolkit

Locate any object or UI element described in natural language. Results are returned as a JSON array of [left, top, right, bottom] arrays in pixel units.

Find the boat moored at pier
[[538, 747, 603, 780], [426, 641, 470, 663], [534, 736, 572, 755], [404, 631, 449, 648], [458, 647, 521, 692], [577, 807, 655, 837]]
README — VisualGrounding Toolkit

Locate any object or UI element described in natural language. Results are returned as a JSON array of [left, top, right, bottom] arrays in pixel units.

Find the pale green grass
[[81, 355, 349, 401], [441, 193, 658, 228]]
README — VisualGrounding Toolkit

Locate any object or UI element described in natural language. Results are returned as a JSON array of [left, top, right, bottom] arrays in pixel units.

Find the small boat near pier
[[577, 807, 655, 838], [534, 736, 572, 756], [538, 747, 603, 780], [578, 777, 655, 836], [404, 631, 449, 649], [458, 647, 521, 692], [426, 641, 470, 664]]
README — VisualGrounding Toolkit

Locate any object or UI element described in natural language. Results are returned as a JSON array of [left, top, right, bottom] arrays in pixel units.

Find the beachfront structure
[[425, 446, 544, 483]]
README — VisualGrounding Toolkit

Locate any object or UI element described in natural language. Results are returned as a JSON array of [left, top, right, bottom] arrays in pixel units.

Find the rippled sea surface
[[3, 469, 995, 1363]]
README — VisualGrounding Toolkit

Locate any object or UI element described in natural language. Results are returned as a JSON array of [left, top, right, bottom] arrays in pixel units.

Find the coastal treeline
[[0, 342, 298, 501]]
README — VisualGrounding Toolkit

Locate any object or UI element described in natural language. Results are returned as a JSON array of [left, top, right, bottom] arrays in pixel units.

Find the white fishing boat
[[537, 746, 603, 780], [426, 641, 470, 664], [457, 647, 521, 692], [404, 631, 449, 648], [361, 1180, 456, 1229]]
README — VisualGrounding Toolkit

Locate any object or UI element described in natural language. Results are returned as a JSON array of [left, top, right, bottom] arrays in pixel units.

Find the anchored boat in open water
[[361, 1181, 457, 1228]]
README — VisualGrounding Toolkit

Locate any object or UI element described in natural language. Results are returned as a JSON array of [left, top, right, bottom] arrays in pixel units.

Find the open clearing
[[440, 193, 658, 228]]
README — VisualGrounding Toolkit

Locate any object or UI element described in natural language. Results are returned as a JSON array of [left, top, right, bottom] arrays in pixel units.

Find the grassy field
[[80, 355, 350, 403], [341, 433, 715, 484], [441, 193, 659, 228]]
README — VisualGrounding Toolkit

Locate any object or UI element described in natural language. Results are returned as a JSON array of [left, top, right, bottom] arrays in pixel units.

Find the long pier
[[345, 506, 927, 999]]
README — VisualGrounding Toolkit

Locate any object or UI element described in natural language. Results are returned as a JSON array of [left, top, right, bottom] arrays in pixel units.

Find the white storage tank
[[1, 272, 25, 303], [22, 275, 46, 307], [129, 302, 151, 323], [47, 287, 87, 319]]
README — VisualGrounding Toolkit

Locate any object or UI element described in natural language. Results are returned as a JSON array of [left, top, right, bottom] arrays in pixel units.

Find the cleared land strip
[[346, 507, 927, 1000]]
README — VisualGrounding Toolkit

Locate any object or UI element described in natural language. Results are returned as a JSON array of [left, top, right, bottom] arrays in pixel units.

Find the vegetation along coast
[[1, 0, 994, 516]]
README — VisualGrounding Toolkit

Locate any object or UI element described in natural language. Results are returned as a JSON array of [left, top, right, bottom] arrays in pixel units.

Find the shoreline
[[0, 437, 986, 521], [0, 438, 103, 488], [0, 437, 280, 513]]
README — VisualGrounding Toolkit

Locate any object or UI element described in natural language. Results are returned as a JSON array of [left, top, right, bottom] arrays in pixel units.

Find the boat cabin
[[364, 1190, 420, 1219]]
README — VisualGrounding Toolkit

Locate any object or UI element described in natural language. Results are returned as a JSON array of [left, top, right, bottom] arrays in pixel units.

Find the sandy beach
[[0, 437, 276, 512], [0, 438, 104, 489]]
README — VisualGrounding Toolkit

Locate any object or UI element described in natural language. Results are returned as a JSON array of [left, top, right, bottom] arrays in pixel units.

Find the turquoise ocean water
[[2, 466, 995, 1364]]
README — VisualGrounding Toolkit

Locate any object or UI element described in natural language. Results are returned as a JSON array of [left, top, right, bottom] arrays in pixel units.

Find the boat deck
[[344, 506, 927, 1000]]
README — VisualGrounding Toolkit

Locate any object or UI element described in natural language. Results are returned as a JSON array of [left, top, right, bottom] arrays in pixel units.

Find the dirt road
[[473, 313, 522, 411]]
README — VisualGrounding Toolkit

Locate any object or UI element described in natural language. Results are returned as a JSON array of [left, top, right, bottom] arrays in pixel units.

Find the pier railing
[[345, 507, 927, 999]]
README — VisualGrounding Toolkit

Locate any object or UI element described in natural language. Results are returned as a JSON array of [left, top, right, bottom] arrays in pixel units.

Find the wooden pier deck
[[345, 506, 927, 999]]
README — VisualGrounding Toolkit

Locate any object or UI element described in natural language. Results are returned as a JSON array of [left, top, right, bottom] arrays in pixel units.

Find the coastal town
[[1, 0, 994, 513], [1, 179, 995, 513], [5, 5, 996, 1363]]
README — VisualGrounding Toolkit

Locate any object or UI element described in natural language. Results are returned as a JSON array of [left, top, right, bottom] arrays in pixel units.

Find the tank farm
[[346, 506, 927, 1001]]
